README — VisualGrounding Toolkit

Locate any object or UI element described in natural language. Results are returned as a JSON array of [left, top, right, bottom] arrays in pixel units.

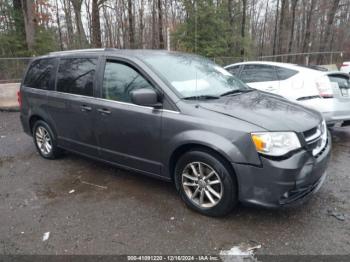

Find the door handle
[[80, 105, 92, 112], [97, 108, 111, 115]]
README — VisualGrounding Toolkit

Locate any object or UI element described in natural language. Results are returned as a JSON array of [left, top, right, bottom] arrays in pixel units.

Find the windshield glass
[[142, 53, 250, 98]]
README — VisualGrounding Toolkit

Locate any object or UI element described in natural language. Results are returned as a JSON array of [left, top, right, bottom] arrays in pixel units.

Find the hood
[[198, 91, 321, 132]]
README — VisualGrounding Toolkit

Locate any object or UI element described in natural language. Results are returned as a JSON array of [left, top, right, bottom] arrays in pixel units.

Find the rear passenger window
[[240, 64, 277, 83], [24, 58, 55, 90], [276, 67, 298, 80], [56, 58, 97, 96]]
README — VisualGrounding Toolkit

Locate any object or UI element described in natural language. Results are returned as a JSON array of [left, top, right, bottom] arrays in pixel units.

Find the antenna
[[194, 0, 198, 101]]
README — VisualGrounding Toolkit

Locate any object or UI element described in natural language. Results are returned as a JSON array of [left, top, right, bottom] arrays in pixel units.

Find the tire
[[175, 149, 238, 217], [32, 120, 63, 159]]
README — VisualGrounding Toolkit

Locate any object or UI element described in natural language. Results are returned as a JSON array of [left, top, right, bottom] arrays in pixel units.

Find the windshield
[[142, 53, 250, 98]]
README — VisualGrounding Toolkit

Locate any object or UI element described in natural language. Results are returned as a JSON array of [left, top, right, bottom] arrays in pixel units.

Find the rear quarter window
[[276, 67, 298, 80], [226, 65, 241, 76], [23, 58, 56, 90]]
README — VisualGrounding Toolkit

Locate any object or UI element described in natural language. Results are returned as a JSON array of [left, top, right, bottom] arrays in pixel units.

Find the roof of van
[[45, 48, 184, 58]]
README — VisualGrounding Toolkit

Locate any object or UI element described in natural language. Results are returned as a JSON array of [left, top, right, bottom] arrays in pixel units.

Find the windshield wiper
[[220, 88, 254, 97], [183, 95, 220, 100]]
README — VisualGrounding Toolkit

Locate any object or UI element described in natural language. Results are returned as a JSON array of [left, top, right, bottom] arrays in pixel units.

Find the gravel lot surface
[[0, 111, 349, 255]]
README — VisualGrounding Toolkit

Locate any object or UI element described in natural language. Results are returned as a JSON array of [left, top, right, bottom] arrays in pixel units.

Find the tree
[[318, 0, 341, 64], [301, 0, 316, 54], [91, 0, 101, 47], [139, 0, 145, 48], [173, 0, 234, 58], [55, 0, 63, 50], [272, 0, 280, 56], [240, 0, 247, 58], [277, 0, 289, 58], [70, 0, 88, 47], [287, 0, 298, 61], [128, 0, 135, 48], [21, 0, 36, 51], [151, 0, 157, 48], [12, 0, 25, 38], [62, 0, 74, 48], [158, 0, 164, 49]]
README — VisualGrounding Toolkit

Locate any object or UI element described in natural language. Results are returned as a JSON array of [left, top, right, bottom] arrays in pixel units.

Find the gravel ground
[[0, 111, 349, 256]]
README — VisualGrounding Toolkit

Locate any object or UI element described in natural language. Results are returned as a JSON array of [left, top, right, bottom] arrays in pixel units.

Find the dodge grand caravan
[[19, 49, 331, 216]]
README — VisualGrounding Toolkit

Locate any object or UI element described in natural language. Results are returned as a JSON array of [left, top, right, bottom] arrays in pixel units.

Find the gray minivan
[[19, 49, 331, 216]]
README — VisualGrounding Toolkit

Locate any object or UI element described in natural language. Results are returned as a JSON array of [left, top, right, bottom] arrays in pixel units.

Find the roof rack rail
[[49, 48, 118, 55]]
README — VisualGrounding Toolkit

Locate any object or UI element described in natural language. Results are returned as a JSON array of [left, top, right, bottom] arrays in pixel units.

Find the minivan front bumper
[[233, 134, 331, 208]]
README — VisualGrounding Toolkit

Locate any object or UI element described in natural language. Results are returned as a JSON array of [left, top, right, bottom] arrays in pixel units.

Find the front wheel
[[175, 150, 238, 217]]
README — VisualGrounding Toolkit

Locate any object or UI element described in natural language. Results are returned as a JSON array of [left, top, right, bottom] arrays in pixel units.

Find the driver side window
[[102, 61, 154, 103]]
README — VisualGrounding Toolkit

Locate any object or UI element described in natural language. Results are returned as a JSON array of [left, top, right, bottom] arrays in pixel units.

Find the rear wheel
[[175, 150, 238, 217], [33, 120, 63, 159]]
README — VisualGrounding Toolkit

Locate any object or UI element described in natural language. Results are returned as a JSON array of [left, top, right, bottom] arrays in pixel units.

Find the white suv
[[225, 61, 350, 126]]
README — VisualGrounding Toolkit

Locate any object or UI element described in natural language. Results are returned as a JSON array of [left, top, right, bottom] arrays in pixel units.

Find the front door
[[95, 59, 162, 175]]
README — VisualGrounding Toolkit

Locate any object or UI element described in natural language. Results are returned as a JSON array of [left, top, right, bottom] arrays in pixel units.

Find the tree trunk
[[103, 5, 113, 47], [128, 0, 135, 48], [91, 0, 102, 47], [302, 0, 316, 54], [152, 0, 157, 49], [240, 0, 247, 58], [287, 0, 298, 62], [62, 0, 74, 48], [318, 0, 341, 64], [158, 0, 164, 49], [139, 0, 145, 48], [84, 0, 92, 43], [21, 0, 35, 51], [227, 0, 234, 53], [55, 0, 64, 50], [13, 0, 26, 37], [277, 0, 289, 58], [272, 0, 280, 56], [71, 0, 88, 47], [260, 0, 269, 57]]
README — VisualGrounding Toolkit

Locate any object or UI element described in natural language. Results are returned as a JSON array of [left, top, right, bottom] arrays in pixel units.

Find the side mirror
[[130, 88, 162, 108]]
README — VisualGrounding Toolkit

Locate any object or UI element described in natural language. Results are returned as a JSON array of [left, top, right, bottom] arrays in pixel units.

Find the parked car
[[340, 61, 350, 74], [19, 49, 331, 216], [225, 61, 350, 126]]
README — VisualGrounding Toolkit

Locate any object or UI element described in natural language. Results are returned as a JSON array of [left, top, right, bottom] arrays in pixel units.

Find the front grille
[[303, 126, 319, 140], [303, 121, 327, 157]]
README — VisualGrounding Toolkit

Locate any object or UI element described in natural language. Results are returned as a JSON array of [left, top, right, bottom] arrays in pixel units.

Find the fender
[[162, 129, 261, 178]]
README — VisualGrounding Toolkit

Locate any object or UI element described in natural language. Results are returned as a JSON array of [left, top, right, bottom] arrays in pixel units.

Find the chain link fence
[[0, 57, 32, 84]]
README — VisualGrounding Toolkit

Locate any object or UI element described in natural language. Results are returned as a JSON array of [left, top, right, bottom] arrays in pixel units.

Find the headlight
[[251, 132, 301, 156]]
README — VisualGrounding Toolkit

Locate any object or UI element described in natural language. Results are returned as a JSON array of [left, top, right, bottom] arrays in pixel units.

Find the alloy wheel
[[35, 126, 52, 155], [181, 162, 223, 208]]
